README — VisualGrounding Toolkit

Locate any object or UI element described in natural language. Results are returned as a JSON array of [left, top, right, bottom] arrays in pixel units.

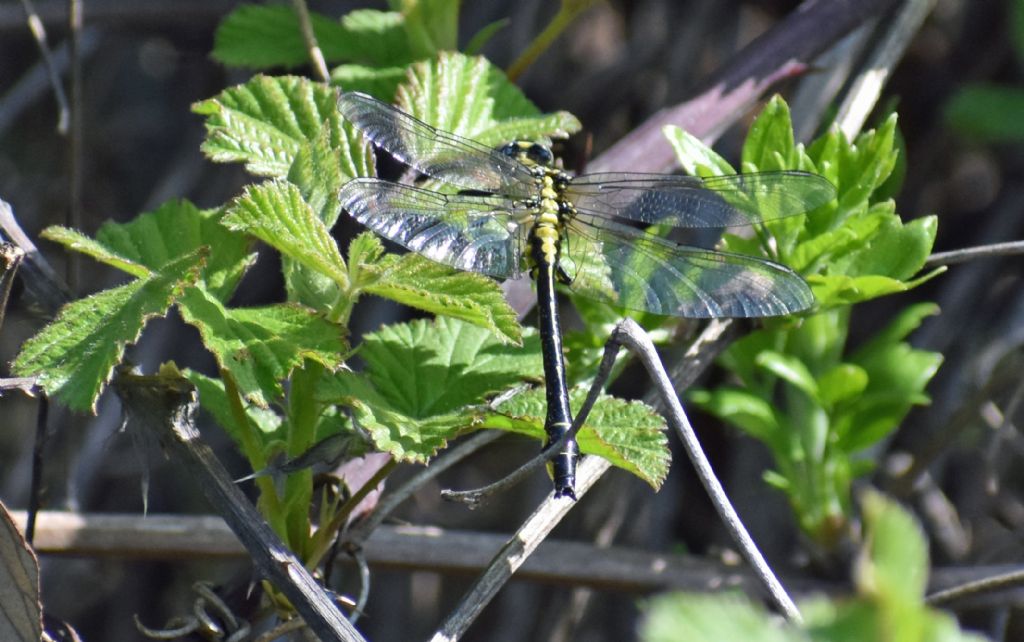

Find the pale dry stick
[[429, 455, 610, 642], [291, 0, 329, 83], [834, 0, 937, 141], [18, 0, 68, 132], [604, 319, 801, 621], [789, 23, 875, 143]]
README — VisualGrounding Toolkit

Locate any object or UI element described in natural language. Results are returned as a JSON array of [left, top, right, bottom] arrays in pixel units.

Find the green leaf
[[224, 181, 349, 289], [742, 96, 797, 171], [287, 124, 375, 228], [212, 5, 414, 69], [396, 52, 581, 147], [400, 0, 459, 56], [808, 269, 944, 308], [816, 363, 868, 408], [487, 388, 670, 489], [358, 317, 541, 417], [842, 216, 937, 282], [95, 199, 253, 301], [789, 210, 887, 273], [213, 4, 348, 69], [363, 252, 522, 345], [688, 388, 783, 449], [663, 125, 736, 176], [330, 65, 408, 102], [855, 303, 939, 352], [318, 317, 541, 462], [755, 351, 818, 401], [193, 75, 345, 177], [13, 251, 205, 412], [857, 491, 928, 604], [837, 116, 899, 214], [178, 287, 348, 407], [337, 376, 467, 463], [640, 592, 804, 642], [945, 84, 1024, 144], [338, 9, 417, 66], [41, 226, 150, 278]]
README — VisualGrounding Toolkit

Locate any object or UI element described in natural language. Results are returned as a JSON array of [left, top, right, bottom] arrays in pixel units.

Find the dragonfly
[[337, 92, 836, 499]]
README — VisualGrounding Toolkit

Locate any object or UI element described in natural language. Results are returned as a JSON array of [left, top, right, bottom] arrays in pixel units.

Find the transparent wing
[[339, 178, 527, 278], [562, 214, 814, 318], [566, 171, 835, 227], [339, 92, 537, 197]]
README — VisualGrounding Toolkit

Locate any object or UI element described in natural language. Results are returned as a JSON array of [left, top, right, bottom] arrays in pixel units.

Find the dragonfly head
[[500, 141, 554, 168]]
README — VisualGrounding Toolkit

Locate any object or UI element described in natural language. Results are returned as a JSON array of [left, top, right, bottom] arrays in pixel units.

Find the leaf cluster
[[677, 99, 943, 545]]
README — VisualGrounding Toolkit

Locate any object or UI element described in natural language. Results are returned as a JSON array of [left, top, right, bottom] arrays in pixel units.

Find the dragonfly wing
[[340, 178, 526, 278], [566, 171, 836, 227], [561, 216, 814, 318], [339, 92, 537, 197]]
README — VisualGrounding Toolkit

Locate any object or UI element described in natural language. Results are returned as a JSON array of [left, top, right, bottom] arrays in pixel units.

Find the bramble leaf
[[13, 251, 205, 412]]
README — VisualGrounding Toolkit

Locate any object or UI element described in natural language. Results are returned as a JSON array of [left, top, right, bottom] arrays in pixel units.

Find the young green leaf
[[95, 199, 253, 301], [178, 287, 348, 407], [193, 75, 346, 177], [224, 181, 349, 289], [363, 253, 522, 345], [663, 125, 736, 177], [487, 388, 669, 489], [742, 96, 797, 171], [641, 592, 802, 642], [41, 226, 151, 278], [396, 52, 581, 147], [13, 250, 206, 412]]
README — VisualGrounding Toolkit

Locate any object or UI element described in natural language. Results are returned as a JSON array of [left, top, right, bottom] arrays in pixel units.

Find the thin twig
[[19, 0, 69, 132], [925, 240, 1024, 267], [25, 396, 48, 544], [291, 0, 329, 83], [429, 456, 608, 642], [927, 568, 1024, 607], [605, 319, 802, 621]]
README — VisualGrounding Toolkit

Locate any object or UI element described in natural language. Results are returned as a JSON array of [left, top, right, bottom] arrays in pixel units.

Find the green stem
[[283, 360, 326, 558], [222, 370, 286, 533], [307, 458, 398, 570], [507, 0, 597, 82]]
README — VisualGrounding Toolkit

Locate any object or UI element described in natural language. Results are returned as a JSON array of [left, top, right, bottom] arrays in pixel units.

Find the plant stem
[[506, 0, 596, 82]]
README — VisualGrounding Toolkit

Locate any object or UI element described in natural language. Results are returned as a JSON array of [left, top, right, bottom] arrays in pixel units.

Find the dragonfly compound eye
[[528, 144, 554, 166]]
